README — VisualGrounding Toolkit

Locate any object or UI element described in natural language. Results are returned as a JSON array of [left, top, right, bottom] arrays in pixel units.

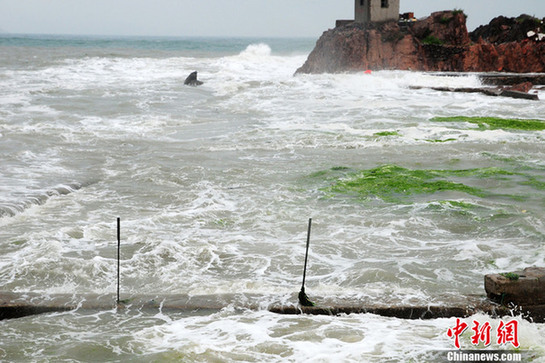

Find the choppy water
[[1, 34, 545, 362]]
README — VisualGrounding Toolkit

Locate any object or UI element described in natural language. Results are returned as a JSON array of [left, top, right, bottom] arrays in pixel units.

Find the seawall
[[2, 292, 544, 322]]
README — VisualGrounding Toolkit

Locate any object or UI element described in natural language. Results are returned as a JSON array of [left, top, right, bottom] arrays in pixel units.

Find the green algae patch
[[426, 138, 457, 143], [431, 116, 545, 131], [440, 200, 478, 210], [521, 177, 545, 191], [373, 131, 400, 137], [325, 165, 486, 203], [500, 272, 520, 281], [311, 164, 545, 204], [424, 200, 481, 218]]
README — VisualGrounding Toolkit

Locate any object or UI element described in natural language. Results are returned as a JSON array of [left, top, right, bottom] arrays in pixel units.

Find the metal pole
[[301, 218, 312, 290], [298, 218, 315, 306], [117, 217, 120, 304]]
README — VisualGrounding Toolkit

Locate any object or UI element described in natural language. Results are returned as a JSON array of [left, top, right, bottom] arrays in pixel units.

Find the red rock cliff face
[[296, 11, 545, 74]]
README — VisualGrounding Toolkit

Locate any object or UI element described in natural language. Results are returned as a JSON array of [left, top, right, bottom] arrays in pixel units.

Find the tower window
[[381, 0, 389, 8], [360, 0, 364, 6]]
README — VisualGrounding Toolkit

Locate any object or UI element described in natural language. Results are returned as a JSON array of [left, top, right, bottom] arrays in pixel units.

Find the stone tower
[[355, 0, 400, 24]]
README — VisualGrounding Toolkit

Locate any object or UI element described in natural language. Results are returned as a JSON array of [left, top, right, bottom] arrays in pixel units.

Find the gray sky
[[1, 0, 544, 37]]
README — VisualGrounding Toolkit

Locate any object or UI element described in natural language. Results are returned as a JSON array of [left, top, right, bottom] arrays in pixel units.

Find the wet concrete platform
[[477, 73, 545, 86], [2, 291, 544, 322], [430, 72, 545, 86]]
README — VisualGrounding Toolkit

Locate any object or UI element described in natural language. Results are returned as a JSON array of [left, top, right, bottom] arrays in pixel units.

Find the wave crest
[[238, 43, 272, 59]]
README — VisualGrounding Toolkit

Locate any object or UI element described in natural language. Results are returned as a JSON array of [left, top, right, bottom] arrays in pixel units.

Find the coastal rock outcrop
[[184, 71, 203, 86], [296, 11, 545, 74], [470, 14, 545, 44]]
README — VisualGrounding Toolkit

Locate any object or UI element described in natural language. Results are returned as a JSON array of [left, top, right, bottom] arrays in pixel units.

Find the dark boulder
[[485, 267, 545, 306], [470, 14, 545, 44], [184, 71, 203, 86]]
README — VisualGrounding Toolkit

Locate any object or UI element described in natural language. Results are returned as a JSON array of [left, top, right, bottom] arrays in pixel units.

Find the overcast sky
[[1, 0, 544, 37]]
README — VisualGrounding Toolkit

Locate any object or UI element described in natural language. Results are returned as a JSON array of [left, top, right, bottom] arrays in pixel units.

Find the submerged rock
[[505, 81, 534, 93], [296, 11, 545, 74], [184, 71, 203, 86]]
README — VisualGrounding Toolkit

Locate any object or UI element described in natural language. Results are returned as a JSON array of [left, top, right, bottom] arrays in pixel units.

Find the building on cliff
[[355, 0, 400, 24]]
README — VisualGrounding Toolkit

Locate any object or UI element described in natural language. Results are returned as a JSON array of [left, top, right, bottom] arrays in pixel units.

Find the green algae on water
[[521, 177, 545, 190], [325, 164, 486, 202], [440, 200, 478, 210], [431, 116, 545, 131], [312, 164, 545, 203], [425, 138, 457, 143], [425, 200, 481, 218], [373, 131, 400, 137]]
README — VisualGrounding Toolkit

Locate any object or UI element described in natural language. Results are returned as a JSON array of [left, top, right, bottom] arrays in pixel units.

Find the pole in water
[[298, 218, 315, 307], [117, 217, 120, 305]]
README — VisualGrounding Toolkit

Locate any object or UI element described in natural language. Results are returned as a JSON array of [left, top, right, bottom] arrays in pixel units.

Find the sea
[[1, 33, 545, 362]]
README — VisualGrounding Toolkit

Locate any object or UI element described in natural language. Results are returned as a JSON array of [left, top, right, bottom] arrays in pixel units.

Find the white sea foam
[[133, 310, 545, 362]]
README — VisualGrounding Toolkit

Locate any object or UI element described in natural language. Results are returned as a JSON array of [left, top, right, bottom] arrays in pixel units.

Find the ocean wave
[[0, 182, 93, 219]]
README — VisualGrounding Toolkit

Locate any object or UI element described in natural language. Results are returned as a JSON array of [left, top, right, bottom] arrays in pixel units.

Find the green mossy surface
[[500, 272, 520, 281], [452, 8, 468, 19], [431, 116, 545, 131], [422, 35, 445, 45], [312, 164, 545, 203]]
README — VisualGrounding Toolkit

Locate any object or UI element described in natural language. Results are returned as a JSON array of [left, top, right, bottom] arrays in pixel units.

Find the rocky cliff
[[296, 11, 545, 74]]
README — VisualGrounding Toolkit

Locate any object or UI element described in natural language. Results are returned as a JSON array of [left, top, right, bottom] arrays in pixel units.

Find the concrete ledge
[[479, 73, 545, 86], [0, 305, 73, 320], [0, 292, 262, 320], [428, 72, 545, 86], [271, 303, 545, 323], [269, 305, 475, 319], [409, 86, 540, 100], [2, 291, 544, 322]]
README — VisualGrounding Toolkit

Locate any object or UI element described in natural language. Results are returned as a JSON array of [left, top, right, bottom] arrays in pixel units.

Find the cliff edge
[[296, 11, 545, 74]]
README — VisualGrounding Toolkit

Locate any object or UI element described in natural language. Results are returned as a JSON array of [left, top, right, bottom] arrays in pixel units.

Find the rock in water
[[184, 71, 203, 86]]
